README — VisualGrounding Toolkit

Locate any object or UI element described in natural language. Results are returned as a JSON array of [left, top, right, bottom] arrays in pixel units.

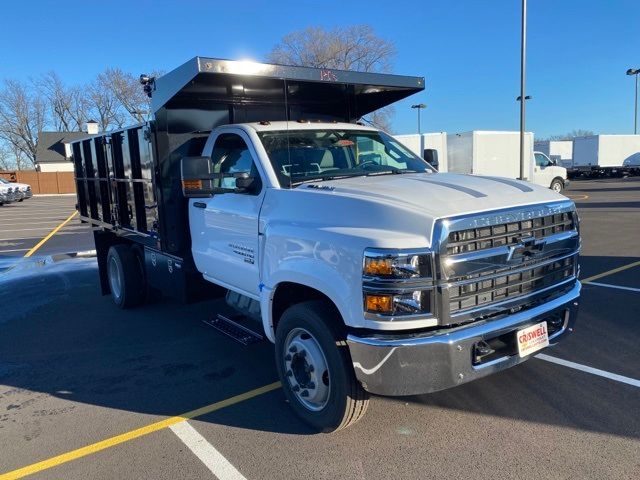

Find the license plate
[[517, 321, 549, 358]]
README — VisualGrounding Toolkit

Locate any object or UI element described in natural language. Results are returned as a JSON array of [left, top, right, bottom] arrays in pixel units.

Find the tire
[[106, 245, 145, 309], [275, 300, 369, 432], [550, 178, 564, 193]]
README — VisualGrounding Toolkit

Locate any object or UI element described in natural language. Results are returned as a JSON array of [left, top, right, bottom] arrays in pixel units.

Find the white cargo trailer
[[447, 131, 568, 191], [534, 140, 573, 169], [572, 135, 640, 176], [394, 133, 448, 171]]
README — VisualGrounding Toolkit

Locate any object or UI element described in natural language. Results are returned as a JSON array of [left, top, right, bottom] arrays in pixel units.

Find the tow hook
[[473, 340, 495, 364]]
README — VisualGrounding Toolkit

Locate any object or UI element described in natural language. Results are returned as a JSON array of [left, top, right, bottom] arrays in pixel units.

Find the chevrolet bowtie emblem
[[507, 235, 546, 261]]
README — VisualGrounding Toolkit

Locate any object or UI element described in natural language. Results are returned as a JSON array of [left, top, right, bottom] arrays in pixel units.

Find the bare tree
[[0, 144, 14, 170], [38, 72, 88, 131], [542, 129, 595, 141], [99, 68, 152, 123], [86, 73, 127, 131], [0, 79, 46, 167], [268, 25, 397, 131]]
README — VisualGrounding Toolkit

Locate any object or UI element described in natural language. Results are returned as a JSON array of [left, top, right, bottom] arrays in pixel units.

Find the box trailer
[[572, 135, 640, 176], [446, 131, 568, 192], [534, 140, 573, 169], [393, 133, 448, 171]]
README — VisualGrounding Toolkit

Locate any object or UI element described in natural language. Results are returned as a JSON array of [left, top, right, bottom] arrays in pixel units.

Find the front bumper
[[347, 281, 581, 396], [22, 190, 33, 199]]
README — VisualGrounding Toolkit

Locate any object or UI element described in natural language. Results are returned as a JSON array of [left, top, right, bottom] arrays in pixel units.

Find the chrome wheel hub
[[283, 328, 330, 411], [552, 182, 562, 192]]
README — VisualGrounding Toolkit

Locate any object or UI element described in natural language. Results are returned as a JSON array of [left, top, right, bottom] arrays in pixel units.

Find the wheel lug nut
[[300, 390, 309, 397]]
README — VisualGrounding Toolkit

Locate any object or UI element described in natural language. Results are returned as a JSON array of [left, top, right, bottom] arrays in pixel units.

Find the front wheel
[[550, 178, 564, 193], [275, 300, 369, 432]]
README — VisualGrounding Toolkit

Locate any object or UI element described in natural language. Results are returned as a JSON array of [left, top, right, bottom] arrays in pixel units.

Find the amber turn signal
[[182, 179, 203, 190], [363, 258, 393, 276], [365, 294, 393, 313]]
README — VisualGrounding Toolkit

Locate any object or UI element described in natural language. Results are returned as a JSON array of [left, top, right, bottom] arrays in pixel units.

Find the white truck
[[393, 132, 447, 171], [0, 177, 33, 202], [534, 140, 573, 170], [572, 134, 640, 177], [70, 57, 581, 432], [447, 131, 569, 192]]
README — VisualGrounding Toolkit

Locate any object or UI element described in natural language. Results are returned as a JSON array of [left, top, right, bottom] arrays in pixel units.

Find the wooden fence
[[0, 171, 76, 194]]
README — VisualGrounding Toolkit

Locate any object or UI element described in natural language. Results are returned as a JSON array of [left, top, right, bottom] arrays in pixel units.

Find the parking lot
[[0, 196, 93, 264], [0, 178, 639, 480]]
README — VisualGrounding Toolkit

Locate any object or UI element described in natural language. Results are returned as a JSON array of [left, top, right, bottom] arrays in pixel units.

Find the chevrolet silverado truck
[[69, 57, 581, 432]]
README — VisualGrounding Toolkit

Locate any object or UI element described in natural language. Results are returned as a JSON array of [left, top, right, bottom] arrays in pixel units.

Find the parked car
[[0, 184, 17, 205], [0, 177, 32, 201]]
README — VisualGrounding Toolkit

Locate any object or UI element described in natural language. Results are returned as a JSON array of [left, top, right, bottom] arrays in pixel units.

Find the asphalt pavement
[[0, 179, 639, 480]]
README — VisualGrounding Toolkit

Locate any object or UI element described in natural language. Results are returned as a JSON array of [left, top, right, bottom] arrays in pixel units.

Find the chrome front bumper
[[347, 281, 581, 396]]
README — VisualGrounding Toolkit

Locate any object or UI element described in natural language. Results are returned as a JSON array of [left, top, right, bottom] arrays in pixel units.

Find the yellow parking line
[[23, 211, 78, 258], [0, 381, 281, 480], [581, 260, 640, 284]]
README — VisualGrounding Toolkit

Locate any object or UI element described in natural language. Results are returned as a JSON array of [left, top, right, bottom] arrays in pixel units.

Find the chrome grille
[[447, 212, 575, 255], [449, 255, 577, 313], [433, 201, 580, 325]]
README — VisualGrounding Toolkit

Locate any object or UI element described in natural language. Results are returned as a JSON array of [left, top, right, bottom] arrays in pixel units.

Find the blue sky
[[2, 0, 639, 137]]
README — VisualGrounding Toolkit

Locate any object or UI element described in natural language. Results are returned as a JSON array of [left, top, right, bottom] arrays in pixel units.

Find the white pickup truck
[[70, 57, 581, 432]]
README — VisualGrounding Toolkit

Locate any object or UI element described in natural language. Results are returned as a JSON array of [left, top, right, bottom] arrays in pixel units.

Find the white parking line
[[1, 226, 87, 233], [169, 421, 246, 480], [536, 354, 640, 388], [0, 248, 29, 253], [585, 281, 640, 293]]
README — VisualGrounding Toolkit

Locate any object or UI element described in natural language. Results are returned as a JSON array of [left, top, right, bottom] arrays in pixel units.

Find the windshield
[[258, 129, 434, 187]]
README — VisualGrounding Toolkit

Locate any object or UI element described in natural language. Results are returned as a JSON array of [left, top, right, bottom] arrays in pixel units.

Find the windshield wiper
[[290, 173, 368, 186]]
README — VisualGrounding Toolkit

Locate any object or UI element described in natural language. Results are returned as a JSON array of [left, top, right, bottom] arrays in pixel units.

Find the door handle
[[193, 202, 206, 209]]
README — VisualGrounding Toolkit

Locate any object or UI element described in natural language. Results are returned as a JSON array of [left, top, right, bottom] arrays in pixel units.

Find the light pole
[[411, 103, 426, 134], [518, 0, 528, 180], [626, 68, 639, 134]]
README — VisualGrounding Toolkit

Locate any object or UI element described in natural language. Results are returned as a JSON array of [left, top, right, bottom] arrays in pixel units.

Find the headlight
[[363, 248, 434, 317], [363, 249, 431, 279]]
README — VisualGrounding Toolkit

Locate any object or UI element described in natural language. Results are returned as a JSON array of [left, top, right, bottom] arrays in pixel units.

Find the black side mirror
[[235, 173, 258, 193], [423, 148, 439, 170], [181, 156, 214, 198]]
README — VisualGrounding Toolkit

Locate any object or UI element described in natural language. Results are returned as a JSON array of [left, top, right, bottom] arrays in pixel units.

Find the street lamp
[[626, 68, 639, 134], [518, 0, 528, 180], [411, 103, 426, 134]]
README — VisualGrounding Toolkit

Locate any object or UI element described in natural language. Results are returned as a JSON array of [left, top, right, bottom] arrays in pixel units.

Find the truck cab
[[70, 57, 581, 433], [533, 151, 568, 192]]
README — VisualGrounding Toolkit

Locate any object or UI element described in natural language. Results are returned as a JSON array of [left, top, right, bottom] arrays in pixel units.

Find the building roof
[[35, 131, 94, 164]]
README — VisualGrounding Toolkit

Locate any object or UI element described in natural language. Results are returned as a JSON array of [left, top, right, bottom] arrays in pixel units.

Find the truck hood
[[298, 172, 567, 220]]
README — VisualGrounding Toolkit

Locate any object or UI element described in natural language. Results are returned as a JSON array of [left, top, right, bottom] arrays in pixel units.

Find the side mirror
[[423, 148, 439, 170], [181, 156, 214, 198], [234, 173, 258, 193]]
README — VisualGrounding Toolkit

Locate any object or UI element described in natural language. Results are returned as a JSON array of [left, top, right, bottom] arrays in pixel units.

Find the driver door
[[189, 131, 264, 298], [533, 152, 554, 187]]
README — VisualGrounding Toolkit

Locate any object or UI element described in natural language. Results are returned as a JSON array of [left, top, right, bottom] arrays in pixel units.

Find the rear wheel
[[550, 178, 564, 193], [106, 245, 145, 309], [275, 300, 369, 432]]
